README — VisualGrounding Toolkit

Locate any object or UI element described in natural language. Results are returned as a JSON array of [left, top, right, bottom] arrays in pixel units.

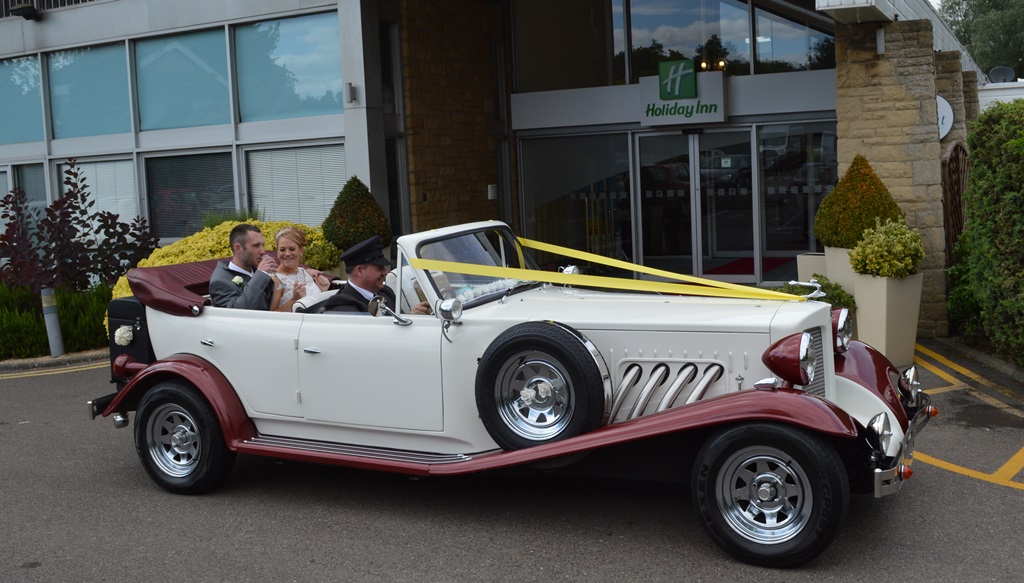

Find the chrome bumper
[[873, 392, 935, 497]]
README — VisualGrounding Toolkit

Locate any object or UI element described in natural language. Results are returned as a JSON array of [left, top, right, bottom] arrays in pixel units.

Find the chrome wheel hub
[[147, 403, 202, 478], [716, 447, 812, 544], [494, 352, 573, 441]]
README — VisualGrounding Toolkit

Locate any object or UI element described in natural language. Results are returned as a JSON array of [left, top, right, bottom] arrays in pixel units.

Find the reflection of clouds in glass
[[273, 19, 341, 99], [5, 56, 41, 94], [631, 0, 686, 16], [630, 15, 749, 57]]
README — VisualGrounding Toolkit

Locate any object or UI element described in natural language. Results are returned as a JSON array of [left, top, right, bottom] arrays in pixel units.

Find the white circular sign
[[937, 96, 953, 139]]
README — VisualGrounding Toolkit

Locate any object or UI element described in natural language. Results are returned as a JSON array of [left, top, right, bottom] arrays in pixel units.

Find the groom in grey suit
[[208, 224, 278, 309]]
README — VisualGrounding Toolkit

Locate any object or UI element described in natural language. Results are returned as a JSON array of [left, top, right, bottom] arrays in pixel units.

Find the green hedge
[[0, 283, 111, 360], [949, 98, 1024, 364]]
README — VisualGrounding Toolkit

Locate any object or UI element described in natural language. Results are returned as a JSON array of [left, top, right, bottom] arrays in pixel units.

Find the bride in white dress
[[270, 227, 332, 311]]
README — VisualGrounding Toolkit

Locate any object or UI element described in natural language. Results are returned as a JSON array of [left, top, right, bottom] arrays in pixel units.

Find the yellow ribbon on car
[[409, 238, 802, 302]]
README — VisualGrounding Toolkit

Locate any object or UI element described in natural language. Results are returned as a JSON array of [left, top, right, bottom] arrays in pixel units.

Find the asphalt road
[[1, 344, 1022, 582]]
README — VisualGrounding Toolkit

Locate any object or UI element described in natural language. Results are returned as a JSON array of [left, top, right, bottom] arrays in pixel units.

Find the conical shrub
[[321, 176, 392, 251], [813, 154, 904, 249]]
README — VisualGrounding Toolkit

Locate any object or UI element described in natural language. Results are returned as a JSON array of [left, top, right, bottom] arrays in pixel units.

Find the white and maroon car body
[[90, 221, 934, 567]]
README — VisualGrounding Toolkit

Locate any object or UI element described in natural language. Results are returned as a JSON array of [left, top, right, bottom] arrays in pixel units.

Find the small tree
[[0, 187, 44, 289], [321, 176, 392, 251], [813, 154, 904, 249]]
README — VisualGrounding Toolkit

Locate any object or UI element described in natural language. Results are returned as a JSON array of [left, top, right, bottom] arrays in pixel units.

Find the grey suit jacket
[[209, 261, 274, 310]]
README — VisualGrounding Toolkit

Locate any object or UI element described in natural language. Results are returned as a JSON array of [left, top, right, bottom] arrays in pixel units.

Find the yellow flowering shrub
[[813, 154, 904, 249], [848, 218, 924, 279], [111, 220, 340, 300]]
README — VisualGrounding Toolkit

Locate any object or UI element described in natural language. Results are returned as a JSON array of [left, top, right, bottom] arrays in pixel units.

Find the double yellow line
[[0, 360, 106, 380]]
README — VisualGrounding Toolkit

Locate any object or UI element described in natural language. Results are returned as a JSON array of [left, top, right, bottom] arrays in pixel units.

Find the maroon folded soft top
[[127, 258, 223, 316]]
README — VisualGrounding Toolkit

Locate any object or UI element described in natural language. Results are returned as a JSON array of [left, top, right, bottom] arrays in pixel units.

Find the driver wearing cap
[[322, 236, 429, 314]]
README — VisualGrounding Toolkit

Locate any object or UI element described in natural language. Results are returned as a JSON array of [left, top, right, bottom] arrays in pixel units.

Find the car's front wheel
[[691, 423, 849, 568], [134, 381, 235, 494]]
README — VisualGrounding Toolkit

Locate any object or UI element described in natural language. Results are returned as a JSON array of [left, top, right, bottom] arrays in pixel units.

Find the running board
[[242, 435, 475, 465]]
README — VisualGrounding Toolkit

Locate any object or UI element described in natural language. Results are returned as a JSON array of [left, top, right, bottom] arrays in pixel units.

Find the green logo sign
[[658, 60, 696, 100]]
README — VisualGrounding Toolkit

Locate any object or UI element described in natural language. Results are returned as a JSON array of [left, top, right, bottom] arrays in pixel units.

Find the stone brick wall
[[401, 0, 502, 231], [835, 19, 948, 337], [962, 70, 980, 128], [935, 51, 967, 146]]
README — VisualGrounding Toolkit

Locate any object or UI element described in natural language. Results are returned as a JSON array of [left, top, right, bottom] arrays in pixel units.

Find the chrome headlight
[[799, 331, 816, 385], [866, 412, 893, 454], [899, 365, 921, 404], [831, 308, 852, 353], [763, 330, 816, 386]]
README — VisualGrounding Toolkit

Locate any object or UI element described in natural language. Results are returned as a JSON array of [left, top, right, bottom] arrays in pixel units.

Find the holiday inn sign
[[640, 60, 726, 126]]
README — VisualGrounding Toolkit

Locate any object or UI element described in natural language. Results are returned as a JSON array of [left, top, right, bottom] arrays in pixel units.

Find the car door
[[296, 312, 444, 431], [198, 307, 304, 418]]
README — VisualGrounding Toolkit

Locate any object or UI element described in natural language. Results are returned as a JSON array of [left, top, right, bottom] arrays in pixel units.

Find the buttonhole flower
[[232, 275, 244, 287]]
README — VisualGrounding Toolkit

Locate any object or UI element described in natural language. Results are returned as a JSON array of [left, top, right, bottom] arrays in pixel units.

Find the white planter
[[824, 246, 855, 292], [796, 252, 826, 282], [852, 272, 923, 369]]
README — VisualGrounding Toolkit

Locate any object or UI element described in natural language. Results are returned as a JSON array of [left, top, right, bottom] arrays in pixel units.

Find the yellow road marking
[[0, 361, 106, 380], [915, 343, 1021, 403], [914, 353, 963, 389], [916, 452, 1024, 491], [991, 447, 1024, 482]]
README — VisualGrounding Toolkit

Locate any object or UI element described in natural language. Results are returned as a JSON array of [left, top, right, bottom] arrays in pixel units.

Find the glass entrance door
[[698, 130, 755, 281], [637, 130, 756, 282], [637, 134, 694, 274]]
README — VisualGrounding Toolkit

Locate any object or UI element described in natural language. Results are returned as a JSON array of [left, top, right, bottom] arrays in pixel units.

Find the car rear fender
[[102, 353, 256, 449]]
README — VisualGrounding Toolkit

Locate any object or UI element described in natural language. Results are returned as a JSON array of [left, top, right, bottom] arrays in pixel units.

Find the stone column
[[834, 19, 948, 337]]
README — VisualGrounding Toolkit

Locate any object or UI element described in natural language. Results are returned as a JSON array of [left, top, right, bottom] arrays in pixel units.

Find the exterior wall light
[[11, 3, 43, 21]]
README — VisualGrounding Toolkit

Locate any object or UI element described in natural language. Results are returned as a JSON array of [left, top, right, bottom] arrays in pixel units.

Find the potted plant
[[848, 218, 926, 368], [812, 155, 904, 290]]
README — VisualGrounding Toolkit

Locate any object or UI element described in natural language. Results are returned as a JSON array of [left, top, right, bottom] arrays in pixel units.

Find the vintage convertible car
[[89, 220, 935, 567]]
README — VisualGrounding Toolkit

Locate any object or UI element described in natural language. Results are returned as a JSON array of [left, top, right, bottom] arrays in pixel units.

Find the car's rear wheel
[[476, 322, 607, 450], [691, 423, 849, 568], [134, 381, 235, 494]]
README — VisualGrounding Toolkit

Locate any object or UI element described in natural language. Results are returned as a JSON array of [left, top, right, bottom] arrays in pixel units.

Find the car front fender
[[102, 353, 256, 450]]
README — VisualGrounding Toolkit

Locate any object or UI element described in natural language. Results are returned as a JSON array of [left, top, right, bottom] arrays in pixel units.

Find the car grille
[[805, 327, 826, 398]]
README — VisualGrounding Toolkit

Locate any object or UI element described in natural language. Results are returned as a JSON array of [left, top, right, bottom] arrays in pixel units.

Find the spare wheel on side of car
[[475, 321, 609, 450]]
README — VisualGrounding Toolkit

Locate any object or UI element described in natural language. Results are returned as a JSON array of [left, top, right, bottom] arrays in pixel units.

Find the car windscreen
[[418, 228, 539, 308]]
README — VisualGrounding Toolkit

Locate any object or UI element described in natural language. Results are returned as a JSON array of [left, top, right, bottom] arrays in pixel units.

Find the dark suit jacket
[[208, 261, 274, 310], [321, 283, 396, 313]]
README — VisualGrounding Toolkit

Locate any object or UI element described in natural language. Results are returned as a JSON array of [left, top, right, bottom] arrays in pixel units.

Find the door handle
[[200, 338, 214, 346], [303, 347, 321, 354]]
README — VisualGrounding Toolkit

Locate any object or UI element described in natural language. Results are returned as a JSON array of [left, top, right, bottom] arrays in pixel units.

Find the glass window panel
[[0, 56, 44, 144], [14, 164, 47, 236], [754, 7, 835, 73], [520, 134, 632, 269], [235, 12, 343, 122], [639, 135, 694, 274], [146, 153, 233, 238], [630, 0, 750, 80], [59, 160, 137, 219], [247, 144, 346, 226], [48, 44, 131, 139], [135, 30, 230, 131], [0, 171, 7, 194], [514, 0, 625, 92], [760, 122, 838, 279]]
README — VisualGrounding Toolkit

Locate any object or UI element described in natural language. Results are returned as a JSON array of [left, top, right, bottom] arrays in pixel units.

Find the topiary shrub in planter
[[849, 218, 925, 368], [812, 154, 904, 290], [849, 218, 924, 279], [321, 176, 392, 253]]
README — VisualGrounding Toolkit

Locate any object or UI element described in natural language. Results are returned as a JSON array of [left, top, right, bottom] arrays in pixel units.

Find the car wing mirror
[[369, 295, 412, 326]]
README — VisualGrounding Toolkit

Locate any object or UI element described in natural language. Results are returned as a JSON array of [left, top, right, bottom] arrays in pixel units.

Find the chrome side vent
[[805, 327, 826, 397]]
